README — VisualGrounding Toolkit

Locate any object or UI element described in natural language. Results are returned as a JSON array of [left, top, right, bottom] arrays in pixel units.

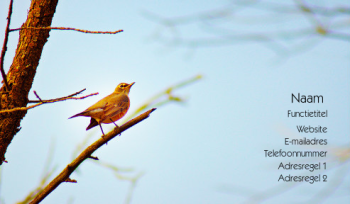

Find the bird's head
[[114, 82, 135, 94]]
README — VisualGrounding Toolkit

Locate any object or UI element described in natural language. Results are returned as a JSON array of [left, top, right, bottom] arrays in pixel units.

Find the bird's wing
[[69, 94, 113, 118], [85, 94, 113, 112], [102, 94, 130, 120]]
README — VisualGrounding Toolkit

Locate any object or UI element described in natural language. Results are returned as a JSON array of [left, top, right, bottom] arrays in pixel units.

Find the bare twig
[[0, 0, 13, 92], [33, 91, 43, 103], [28, 88, 87, 103], [88, 156, 99, 160], [64, 178, 77, 183], [93, 160, 134, 173], [16, 167, 56, 204], [71, 130, 96, 161], [144, 1, 350, 56], [0, 91, 98, 114], [90, 159, 141, 204], [9, 27, 123, 34], [118, 172, 144, 204], [16, 139, 57, 204], [123, 74, 201, 121], [29, 108, 156, 204]]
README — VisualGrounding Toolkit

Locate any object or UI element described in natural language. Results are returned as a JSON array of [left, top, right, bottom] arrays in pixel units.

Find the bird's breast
[[101, 103, 130, 124]]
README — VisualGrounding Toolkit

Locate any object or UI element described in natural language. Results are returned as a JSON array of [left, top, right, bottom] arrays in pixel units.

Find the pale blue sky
[[1, 0, 349, 204]]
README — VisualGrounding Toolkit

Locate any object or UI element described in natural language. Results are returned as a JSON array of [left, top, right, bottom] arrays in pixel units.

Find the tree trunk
[[0, 0, 59, 165]]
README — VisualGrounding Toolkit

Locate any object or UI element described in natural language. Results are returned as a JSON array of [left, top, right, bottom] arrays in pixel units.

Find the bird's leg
[[109, 119, 119, 128], [99, 124, 105, 138], [110, 119, 121, 136]]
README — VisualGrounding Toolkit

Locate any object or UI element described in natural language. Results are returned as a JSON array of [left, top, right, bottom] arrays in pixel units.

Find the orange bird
[[69, 82, 134, 136]]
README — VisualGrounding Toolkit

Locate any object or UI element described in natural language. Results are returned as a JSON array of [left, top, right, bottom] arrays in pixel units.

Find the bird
[[69, 82, 135, 136]]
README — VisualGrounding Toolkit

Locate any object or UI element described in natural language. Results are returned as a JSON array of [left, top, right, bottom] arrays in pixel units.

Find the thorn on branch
[[9, 27, 123, 35], [64, 178, 77, 183], [33, 91, 43, 102], [88, 156, 99, 160]]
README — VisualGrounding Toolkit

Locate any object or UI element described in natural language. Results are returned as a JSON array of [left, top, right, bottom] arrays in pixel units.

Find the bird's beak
[[126, 82, 135, 94], [128, 82, 135, 88]]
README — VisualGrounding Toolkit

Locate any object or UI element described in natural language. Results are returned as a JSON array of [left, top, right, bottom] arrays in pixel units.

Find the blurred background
[[0, 0, 349, 203]]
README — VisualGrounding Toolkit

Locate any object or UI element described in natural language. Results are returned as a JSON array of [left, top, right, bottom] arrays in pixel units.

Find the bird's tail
[[68, 111, 87, 119], [86, 118, 98, 130]]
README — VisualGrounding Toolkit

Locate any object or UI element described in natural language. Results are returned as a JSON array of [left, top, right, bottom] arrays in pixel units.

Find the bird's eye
[[119, 84, 126, 88]]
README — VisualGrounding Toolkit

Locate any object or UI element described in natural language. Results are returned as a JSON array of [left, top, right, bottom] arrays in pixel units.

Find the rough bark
[[0, 0, 59, 165]]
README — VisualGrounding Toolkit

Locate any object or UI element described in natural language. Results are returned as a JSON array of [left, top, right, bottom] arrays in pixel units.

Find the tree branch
[[0, 91, 98, 114], [28, 88, 87, 103], [29, 108, 156, 204], [0, 0, 13, 92], [10, 27, 123, 34], [0, 0, 60, 166], [144, 1, 350, 57]]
